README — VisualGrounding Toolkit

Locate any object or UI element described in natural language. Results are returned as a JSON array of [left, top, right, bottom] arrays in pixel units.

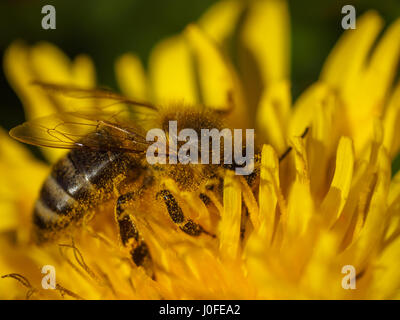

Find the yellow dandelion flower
[[1, 0, 400, 300]]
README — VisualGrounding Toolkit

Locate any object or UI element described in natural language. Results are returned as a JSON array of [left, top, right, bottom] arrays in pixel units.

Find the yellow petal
[[320, 11, 383, 92], [383, 81, 400, 158], [319, 12, 400, 155], [3, 41, 55, 121], [320, 137, 354, 226], [238, 175, 260, 230], [369, 235, 400, 299], [338, 122, 385, 246], [288, 82, 334, 137], [258, 144, 285, 244], [364, 17, 400, 113], [384, 169, 400, 245], [115, 53, 149, 100], [285, 180, 314, 240], [149, 35, 198, 105], [0, 128, 48, 237], [30, 42, 73, 83], [185, 24, 248, 128], [346, 17, 400, 153], [71, 54, 96, 87], [256, 81, 291, 153], [219, 172, 241, 260], [342, 145, 391, 271], [283, 135, 313, 239], [240, 0, 290, 85], [388, 169, 400, 208], [331, 154, 368, 248], [308, 99, 338, 200], [3, 41, 96, 163], [289, 134, 310, 186], [30, 42, 96, 111], [198, 0, 243, 43], [300, 232, 342, 298]]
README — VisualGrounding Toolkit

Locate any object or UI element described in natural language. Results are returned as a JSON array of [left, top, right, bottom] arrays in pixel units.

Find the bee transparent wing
[[9, 112, 151, 153], [32, 81, 158, 113]]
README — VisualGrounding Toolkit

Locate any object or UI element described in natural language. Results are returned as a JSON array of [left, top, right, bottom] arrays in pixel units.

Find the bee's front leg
[[115, 192, 153, 277]]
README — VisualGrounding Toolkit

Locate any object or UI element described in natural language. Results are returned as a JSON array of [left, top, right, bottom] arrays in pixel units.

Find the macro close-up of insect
[[9, 82, 265, 279]]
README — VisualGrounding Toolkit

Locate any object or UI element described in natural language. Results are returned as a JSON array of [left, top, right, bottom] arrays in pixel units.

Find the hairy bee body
[[29, 107, 225, 244], [33, 138, 135, 243], [10, 83, 265, 273]]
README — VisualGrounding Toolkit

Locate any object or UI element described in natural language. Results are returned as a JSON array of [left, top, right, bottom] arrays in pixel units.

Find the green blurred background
[[0, 0, 399, 172]]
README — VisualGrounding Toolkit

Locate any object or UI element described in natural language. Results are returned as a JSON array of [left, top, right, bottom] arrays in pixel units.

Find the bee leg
[[199, 193, 211, 205], [279, 127, 309, 162], [115, 192, 154, 277], [156, 189, 211, 237]]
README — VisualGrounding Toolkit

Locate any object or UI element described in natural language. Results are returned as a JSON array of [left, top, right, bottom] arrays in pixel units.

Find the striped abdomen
[[33, 148, 131, 243]]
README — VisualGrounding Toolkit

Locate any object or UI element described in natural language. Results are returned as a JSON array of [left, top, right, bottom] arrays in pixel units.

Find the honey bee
[[9, 82, 262, 275]]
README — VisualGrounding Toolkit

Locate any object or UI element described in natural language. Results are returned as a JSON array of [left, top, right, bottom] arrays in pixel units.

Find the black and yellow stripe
[[33, 148, 129, 242]]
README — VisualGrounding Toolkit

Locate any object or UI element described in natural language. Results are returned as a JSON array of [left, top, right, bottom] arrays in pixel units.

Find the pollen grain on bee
[[145, 120, 255, 176]]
